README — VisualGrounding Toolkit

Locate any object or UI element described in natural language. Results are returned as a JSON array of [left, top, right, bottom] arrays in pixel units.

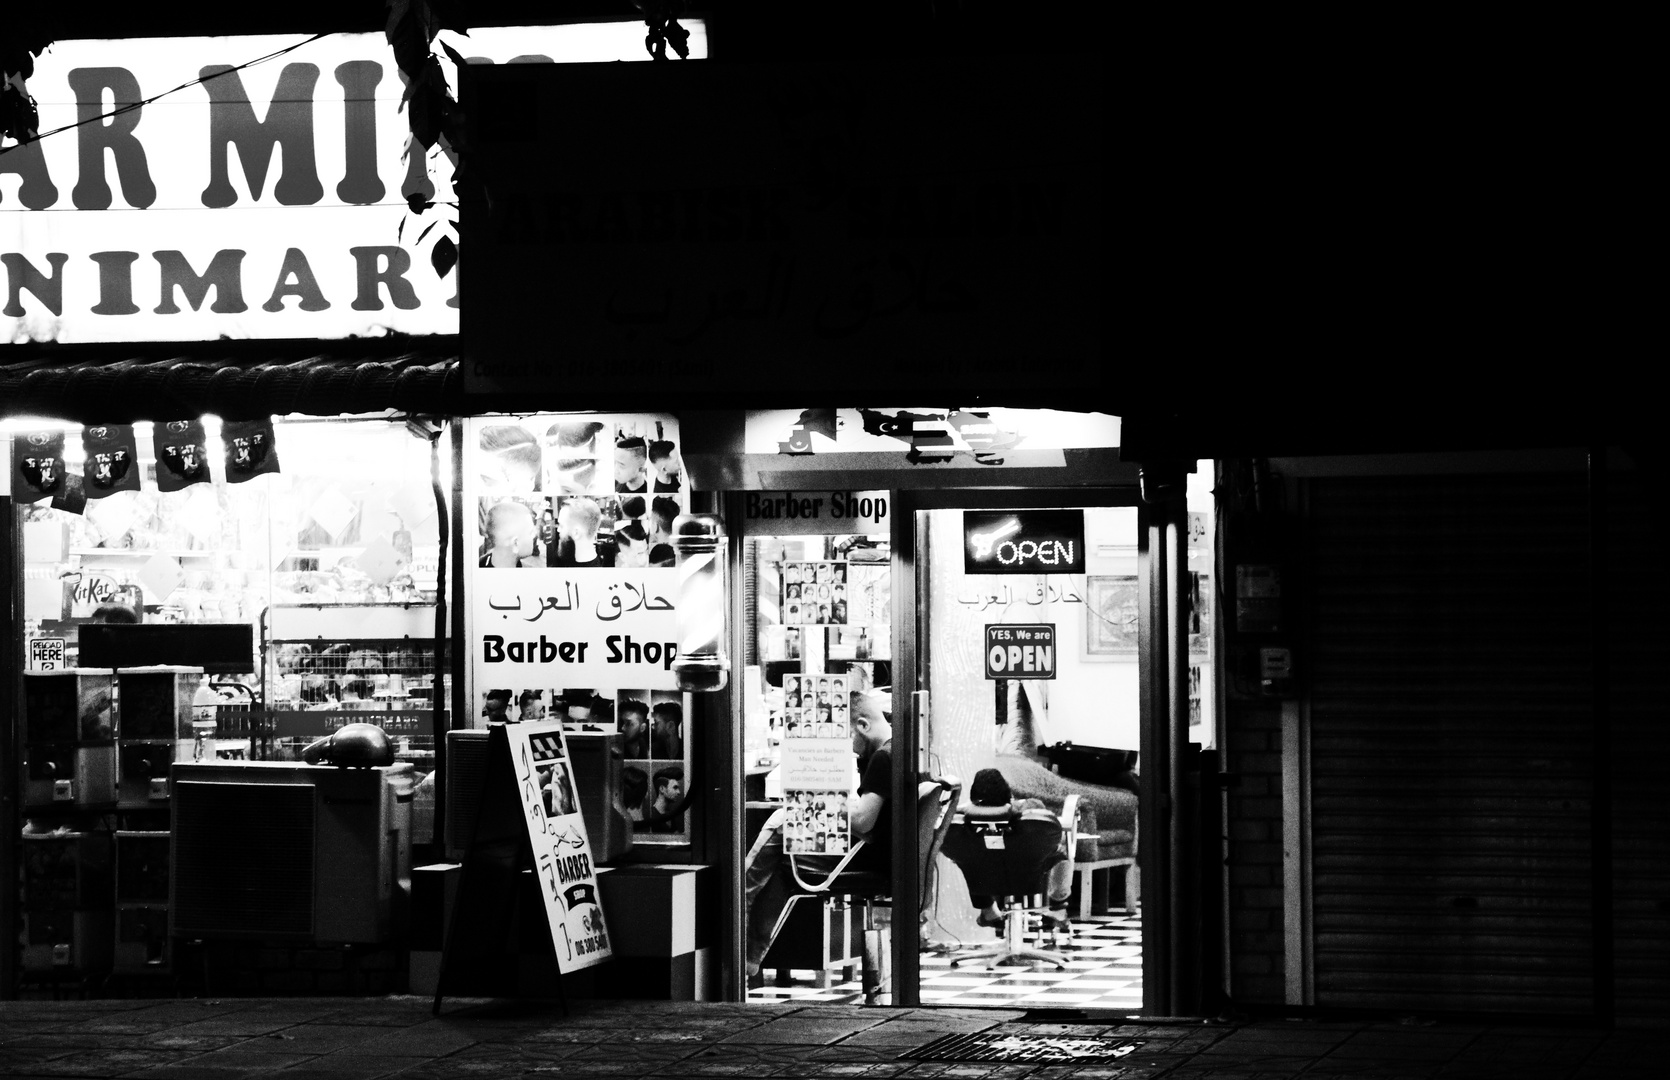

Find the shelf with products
[[263, 618, 448, 775]]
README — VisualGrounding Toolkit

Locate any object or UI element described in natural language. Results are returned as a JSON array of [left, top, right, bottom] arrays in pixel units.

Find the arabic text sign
[[477, 570, 680, 689], [985, 624, 1056, 680], [964, 509, 1086, 575], [957, 579, 1085, 612], [2, 25, 705, 344], [505, 721, 612, 971]]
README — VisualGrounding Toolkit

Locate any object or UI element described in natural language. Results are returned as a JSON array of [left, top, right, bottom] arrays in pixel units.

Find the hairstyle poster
[[780, 561, 850, 626], [480, 684, 694, 846], [467, 415, 689, 705], [502, 721, 612, 971], [777, 673, 855, 855]]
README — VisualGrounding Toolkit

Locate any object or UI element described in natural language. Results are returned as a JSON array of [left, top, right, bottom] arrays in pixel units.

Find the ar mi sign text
[[0, 26, 704, 343]]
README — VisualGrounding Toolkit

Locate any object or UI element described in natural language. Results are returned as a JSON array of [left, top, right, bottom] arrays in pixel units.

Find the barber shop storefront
[[451, 407, 1209, 1009], [3, 27, 1250, 1015]]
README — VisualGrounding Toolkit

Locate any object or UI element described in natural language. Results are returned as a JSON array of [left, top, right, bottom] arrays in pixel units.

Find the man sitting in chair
[[961, 767, 1073, 939], [743, 691, 893, 980]]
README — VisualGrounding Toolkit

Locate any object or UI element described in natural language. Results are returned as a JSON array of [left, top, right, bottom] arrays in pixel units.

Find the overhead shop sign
[[461, 57, 1103, 397], [745, 408, 1120, 471], [0, 24, 705, 344]]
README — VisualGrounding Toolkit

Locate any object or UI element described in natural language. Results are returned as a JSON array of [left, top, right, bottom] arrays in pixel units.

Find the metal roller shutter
[[1607, 468, 1670, 1026], [1307, 473, 1594, 1015]]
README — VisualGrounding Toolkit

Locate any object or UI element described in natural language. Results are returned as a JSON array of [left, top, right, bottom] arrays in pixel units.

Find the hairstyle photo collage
[[476, 415, 686, 570], [781, 561, 851, 626], [779, 673, 852, 740], [478, 685, 690, 839], [782, 789, 852, 855], [523, 728, 580, 823]]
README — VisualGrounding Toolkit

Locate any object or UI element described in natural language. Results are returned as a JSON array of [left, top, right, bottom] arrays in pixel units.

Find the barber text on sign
[[985, 624, 1056, 680], [741, 490, 889, 535]]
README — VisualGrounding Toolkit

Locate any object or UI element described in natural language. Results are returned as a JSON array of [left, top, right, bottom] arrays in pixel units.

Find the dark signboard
[[460, 58, 1103, 404], [985, 624, 1056, 680], [963, 510, 1085, 575]]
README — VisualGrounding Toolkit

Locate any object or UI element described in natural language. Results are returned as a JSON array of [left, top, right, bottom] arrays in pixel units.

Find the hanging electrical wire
[[0, 33, 331, 156]]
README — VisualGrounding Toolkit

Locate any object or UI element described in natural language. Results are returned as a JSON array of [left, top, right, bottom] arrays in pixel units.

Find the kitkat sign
[[1, 24, 705, 344]]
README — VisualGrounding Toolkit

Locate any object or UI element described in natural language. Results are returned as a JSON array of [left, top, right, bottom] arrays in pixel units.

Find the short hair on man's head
[[481, 424, 537, 457], [653, 764, 684, 792], [618, 521, 648, 545], [559, 497, 602, 537], [850, 690, 886, 727], [620, 495, 646, 519], [649, 543, 676, 567], [616, 436, 647, 457], [618, 697, 649, 720], [651, 496, 680, 524], [485, 688, 512, 704], [969, 767, 1013, 807], [487, 499, 534, 535], [652, 700, 683, 723], [547, 420, 604, 450], [648, 439, 675, 463], [92, 602, 141, 624], [621, 766, 649, 802]]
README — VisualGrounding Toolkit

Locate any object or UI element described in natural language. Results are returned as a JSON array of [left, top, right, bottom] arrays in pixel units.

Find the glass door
[[914, 500, 1144, 1009], [739, 522, 894, 1003]]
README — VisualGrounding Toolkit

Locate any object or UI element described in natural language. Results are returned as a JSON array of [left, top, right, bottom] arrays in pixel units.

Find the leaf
[[430, 235, 457, 278], [406, 191, 435, 214], [396, 216, 406, 242], [439, 39, 469, 72], [416, 221, 437, 243]]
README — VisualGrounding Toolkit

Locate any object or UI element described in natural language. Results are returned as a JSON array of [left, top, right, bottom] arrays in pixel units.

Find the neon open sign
[[963, 509, 1086, 575]]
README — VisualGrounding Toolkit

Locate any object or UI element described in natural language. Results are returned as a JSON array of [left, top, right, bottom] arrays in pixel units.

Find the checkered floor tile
[[748, 913, 1144, 1009]]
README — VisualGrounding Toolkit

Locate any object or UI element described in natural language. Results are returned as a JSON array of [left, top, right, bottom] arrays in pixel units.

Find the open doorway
[[909, 504, 1144, 1008]]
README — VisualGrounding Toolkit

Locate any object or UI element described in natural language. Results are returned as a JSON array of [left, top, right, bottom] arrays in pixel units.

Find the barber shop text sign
[[985, 624, 1056, 680]]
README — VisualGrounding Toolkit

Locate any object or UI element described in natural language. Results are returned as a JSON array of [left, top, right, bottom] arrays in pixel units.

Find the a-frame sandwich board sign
[[433, 721, 613, 1014]]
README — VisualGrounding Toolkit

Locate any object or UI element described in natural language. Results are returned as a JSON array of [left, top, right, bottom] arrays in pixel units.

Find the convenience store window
[[11, 416, 448, 787]]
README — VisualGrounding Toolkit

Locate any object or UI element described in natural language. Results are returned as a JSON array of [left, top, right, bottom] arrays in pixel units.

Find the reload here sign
[[984, 623, 1055, 680]]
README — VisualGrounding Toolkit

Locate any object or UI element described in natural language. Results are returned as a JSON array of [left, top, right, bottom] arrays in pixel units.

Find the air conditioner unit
[[442, 730, 491, 863], [170, 761, 415, 945]]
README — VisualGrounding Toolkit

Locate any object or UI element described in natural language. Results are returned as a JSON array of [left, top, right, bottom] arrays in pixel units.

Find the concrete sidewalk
[[1, 996, 1665, 1079]]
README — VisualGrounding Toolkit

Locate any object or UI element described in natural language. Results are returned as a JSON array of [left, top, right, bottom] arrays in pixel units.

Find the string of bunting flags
[[7, 417, 281, 509]]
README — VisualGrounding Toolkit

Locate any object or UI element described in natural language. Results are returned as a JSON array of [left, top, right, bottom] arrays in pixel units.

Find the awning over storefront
[[0, 341, 460, 423]]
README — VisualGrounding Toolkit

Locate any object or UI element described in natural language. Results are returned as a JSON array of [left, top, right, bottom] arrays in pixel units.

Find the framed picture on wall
[[1084, 574, 1139, 658]]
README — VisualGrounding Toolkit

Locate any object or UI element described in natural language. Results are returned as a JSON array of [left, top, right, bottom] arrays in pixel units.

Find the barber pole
[[671, 513, 728, 692]]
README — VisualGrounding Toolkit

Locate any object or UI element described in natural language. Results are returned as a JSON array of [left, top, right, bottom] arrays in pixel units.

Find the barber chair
[[768, 775, 961, 1003], [941, 810, 1074, 971]]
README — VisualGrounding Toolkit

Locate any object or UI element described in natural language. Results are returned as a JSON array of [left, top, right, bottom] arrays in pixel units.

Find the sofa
[[993, 752, 1139, 915]]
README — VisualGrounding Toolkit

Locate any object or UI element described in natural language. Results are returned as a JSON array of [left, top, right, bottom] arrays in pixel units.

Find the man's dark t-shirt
[[851, 740, 892, 872]]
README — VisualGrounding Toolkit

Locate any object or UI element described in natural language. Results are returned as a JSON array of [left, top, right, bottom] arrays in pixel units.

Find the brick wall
[[1224, 698, 1285, 1004]]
